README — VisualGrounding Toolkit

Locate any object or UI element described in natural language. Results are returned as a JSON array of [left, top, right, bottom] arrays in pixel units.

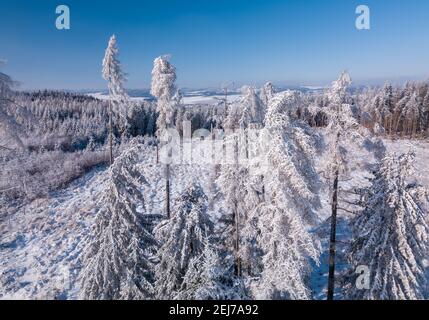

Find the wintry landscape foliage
[[1, 39, 429, 300]]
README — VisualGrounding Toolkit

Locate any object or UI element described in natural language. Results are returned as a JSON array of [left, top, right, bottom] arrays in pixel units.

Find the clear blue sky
[[1, 0, 428, 90]]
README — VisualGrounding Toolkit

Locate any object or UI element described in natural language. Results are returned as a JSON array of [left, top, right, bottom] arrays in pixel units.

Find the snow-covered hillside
[[0, 167, 109, 299]]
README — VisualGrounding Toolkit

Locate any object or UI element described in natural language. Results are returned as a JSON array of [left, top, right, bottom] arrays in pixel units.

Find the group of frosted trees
[[360, 82, 429, 138], [79, 38, 326, 299], [78, 36, 428, 299]]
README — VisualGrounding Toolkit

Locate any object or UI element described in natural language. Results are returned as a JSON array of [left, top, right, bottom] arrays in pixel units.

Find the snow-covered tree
[[175, 236, 241, 300], [154, 183, 214, 299], [403, 92, 420, 138], [259, 82, 276, 106], [0, 64, 24, 150], [218, 84, 267, 278], [239, 86, 265, 127], [80, 139, 156, 300], [102, 35, 129, 105], [253, 91, 322, 299], [346, 152, 429, 300], [150, 55, 178, 136], [216, 138, 248, 277], [322, 72, 386, 299], [151, 55, 180, 219], [102, 35, 130, 164], [224, 85, 265, 130]]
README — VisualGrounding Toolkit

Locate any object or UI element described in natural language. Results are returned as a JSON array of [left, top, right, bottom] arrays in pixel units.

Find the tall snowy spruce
[[346, 152, 429, 300], [151, 55, 179, 219], [80, 140, 156, 300], [153, 183, 215, 299], [252, 91, 322, 300], [102, 34, 130, 165], [216, 134, 248, 278], [217, 85, 266, 280]]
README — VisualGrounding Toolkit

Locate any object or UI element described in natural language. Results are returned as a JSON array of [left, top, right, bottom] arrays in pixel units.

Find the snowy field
[[87, 92, 242, 105]]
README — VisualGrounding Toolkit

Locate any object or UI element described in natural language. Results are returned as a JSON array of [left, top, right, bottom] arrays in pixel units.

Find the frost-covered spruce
[[253, 91, 322, 300], [80, 139, 156, 300], [150, 55, 178, 136], [102, 35, 130, 129], [346, 152, 429, 300], [154, 183, 214, 299]]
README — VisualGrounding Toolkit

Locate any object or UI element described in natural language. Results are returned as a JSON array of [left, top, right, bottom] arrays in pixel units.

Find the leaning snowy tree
[[346, 152, 429, 300], [102, 34, 130, 165], [252, 91, 322, 300], [153, 183, 214, 299], [151, 55, 178, 219], [0, 64, 25, 150], [80, 139, 156, 300]]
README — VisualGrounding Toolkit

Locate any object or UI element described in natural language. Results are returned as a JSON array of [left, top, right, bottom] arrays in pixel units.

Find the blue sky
[[1, 0, 428, 90]]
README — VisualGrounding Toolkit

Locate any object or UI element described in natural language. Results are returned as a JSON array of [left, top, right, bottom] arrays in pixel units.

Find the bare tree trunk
[[234, 201, 241, 277], [165, 164, 170, 219], [389, 117, 394, 138], [156, 144, 159, 164], [109, 97, 113, 166], [327, 168, 339, 300]]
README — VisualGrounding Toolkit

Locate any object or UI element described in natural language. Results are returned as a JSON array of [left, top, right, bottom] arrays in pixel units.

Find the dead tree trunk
[[109, 96, 113, 166], [165, 163, 171, 219], [234, 201, 241, 277], [327, 168, 339, 300]]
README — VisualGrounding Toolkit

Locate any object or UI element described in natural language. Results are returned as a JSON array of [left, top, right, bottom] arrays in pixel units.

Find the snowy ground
[[1, 138, 428, 299]]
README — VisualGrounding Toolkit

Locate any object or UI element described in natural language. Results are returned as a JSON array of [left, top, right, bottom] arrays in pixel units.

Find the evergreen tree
[[102, 35, 130, 164], [154, 183, 214, 299], [80, 139, 156, 300], [150, 55, 178, 136], [346, 152, 429, 300], [175, 236, 241, 300]]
